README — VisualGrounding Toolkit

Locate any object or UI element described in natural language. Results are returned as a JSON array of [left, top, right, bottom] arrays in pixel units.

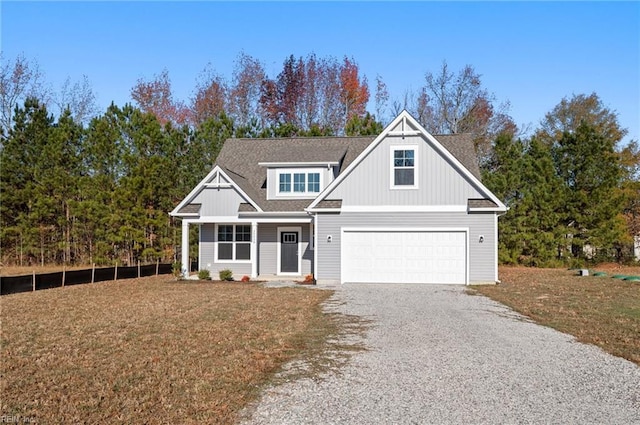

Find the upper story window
[[391, 146, 418, 189], [278, 171, 321, 195]]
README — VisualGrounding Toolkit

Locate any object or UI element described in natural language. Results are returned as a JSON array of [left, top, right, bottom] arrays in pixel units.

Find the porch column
[[181, 220, 189, 277], [251, 221, 258, 278]]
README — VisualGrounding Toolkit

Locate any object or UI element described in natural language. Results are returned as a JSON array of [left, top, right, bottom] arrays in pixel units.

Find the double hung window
[[217, 224, 251, 261], [392, 148, 416, 187]]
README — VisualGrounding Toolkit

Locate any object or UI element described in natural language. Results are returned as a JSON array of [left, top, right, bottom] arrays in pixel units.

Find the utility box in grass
[[579, 269, 589, 276]]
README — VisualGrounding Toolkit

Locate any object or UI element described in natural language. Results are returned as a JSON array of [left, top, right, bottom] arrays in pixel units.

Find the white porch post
[[251, 221, 258, 278], [181, 220, 190, 277]]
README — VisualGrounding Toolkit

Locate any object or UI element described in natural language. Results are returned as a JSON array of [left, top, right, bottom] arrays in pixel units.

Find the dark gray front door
[[281, 232, 298, 273]]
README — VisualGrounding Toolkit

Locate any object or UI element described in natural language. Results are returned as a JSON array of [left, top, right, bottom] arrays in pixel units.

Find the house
[[170, 111, 507, 285]]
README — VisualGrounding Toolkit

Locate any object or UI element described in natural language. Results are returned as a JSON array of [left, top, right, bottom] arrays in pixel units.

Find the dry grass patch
[[1, 265, 92, 277], [0, 277, 353, 424], [472, 266, 640, 365]]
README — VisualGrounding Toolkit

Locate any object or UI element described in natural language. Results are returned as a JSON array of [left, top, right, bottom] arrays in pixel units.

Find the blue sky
[[2, 1, 639, 143]]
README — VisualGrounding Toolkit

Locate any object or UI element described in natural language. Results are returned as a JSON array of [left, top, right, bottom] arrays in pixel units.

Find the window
[[217, 224, 251, 261], [277, 171, 322, 194], [293, 173, 306, 192], [279, 173, 291, 193], [307, 173, 320, 193], [392, 148, 416, 187]]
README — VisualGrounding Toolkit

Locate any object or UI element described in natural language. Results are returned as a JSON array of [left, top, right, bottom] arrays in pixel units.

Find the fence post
[[114, 262, 118, 281], [91, 263, 95, 284], [32, 270, 35, 292], [156, 258, 159, 276], [138, 260, 141, 278], [62, 265, 66, 288]]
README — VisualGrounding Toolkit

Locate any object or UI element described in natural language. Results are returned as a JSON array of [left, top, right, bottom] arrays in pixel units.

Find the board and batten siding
[[316, 212, 496, 283], [191, 187, 245, 216], [199, 223, 252, 277], [326, 135, 484, 206]]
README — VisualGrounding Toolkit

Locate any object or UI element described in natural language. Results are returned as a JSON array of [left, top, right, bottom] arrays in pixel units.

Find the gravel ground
[[240, 284, 640, 425]]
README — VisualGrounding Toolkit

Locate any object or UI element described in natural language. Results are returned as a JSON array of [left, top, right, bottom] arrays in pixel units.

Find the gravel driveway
[[241, 284, 640, 425]]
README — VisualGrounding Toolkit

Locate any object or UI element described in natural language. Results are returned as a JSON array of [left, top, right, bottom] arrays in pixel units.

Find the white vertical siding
[[316, 212, 496, 283]]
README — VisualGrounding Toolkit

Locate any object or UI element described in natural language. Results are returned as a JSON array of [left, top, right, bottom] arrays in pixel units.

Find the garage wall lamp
[[479, 235, 485, 243], [327, 235, 332, 243]]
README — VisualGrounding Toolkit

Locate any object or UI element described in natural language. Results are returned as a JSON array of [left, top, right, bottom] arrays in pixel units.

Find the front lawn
[[472, 266, 640, 365], [0, 277, 345, 424]]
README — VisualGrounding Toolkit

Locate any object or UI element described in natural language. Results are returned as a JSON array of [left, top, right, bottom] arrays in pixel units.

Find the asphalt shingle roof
[[213, 134, 479, 212]]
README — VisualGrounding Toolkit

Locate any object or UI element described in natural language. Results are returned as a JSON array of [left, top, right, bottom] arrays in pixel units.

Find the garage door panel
[[342, 230, 466, 284]]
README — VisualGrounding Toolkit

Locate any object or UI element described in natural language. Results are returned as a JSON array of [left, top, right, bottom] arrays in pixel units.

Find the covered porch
[[180, 216, 314, 281]]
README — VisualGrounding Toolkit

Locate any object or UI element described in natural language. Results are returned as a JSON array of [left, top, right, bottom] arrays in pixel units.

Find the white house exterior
[[170, 111, 507, 285]]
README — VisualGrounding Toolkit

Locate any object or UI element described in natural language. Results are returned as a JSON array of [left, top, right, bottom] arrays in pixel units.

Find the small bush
[[198, 269, 211, 280], [219, 269, 233, 281], [303, 274, 315, 284], [172, 262, 182, 279], [241, 275, 250, 282]]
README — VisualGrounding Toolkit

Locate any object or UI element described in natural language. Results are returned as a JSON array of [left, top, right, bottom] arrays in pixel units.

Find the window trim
[[390, 145, 418, 189], [215, 223, 252, 263], [276, 169, 323, 196]]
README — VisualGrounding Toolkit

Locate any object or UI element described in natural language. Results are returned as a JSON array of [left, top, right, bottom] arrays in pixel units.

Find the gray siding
[[258, 224, 278, 275], [257, 223, 313, 275], [266, 167, 335, 200], [200, 222, 313, 278], [316, 212, 496, 283], [192, 187, 245, 216], [327, 135, 485, 206], [199, 223, 252, 278]]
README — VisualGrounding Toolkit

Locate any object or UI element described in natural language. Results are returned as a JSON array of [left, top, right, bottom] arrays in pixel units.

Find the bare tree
[[374, 74, 389, 124], [54, 75, 98, 125], [229, 52, 266, 128], [420, 61, 516, 161], [0, 53, 50, 137]]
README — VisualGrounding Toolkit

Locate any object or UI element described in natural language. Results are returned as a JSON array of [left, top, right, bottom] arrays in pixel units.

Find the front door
[[280, 231, 299, 274]]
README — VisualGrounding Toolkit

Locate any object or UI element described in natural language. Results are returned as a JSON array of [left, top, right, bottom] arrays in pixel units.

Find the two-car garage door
[[341, 229, 467, 284]]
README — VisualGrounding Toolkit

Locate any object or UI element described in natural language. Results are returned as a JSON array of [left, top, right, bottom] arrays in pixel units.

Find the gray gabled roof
[[211, 133, 480, 213]]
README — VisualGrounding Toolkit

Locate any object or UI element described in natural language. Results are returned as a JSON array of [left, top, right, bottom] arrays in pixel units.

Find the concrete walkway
[[241, 284, 640, 425]]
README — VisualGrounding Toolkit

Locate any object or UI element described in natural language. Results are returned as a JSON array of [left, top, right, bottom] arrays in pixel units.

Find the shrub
[[198, 269, 211, 280], [172, 262, 182, 279], [219, 269, 233, 281], [241, 275, 250, 282], [303, 274, 315, 284]]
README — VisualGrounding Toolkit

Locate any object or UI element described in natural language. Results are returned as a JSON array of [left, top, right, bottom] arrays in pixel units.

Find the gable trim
[[308, 110, 507, 212], [170, 165, 263, 216]]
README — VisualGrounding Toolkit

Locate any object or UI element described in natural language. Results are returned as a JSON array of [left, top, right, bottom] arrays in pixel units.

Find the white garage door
[[341, 230, 467, 284]]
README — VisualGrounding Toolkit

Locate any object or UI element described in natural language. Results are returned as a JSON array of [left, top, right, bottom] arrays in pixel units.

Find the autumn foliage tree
[[130, 69, 190, 126], [340, 56, 369, 125], [191, 64, 227, 125]]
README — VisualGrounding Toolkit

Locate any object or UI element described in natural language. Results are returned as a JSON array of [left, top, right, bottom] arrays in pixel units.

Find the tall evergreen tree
[[552, 122, 624, 259]]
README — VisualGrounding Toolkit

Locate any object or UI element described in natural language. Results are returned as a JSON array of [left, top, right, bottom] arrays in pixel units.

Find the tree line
[[0, 52, 637, 267]]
